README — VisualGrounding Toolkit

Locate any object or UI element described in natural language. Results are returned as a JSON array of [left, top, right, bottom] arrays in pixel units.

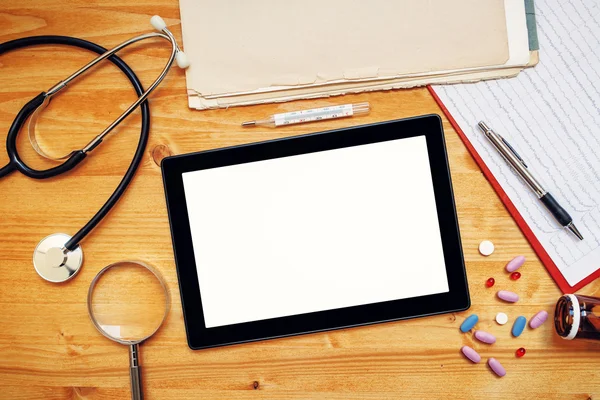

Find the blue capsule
[[460, 314, 479, 333], [512, 316, 527, 337]]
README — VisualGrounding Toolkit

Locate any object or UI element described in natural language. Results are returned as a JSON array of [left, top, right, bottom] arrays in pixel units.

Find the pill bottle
[[554, 294, 600, 341]]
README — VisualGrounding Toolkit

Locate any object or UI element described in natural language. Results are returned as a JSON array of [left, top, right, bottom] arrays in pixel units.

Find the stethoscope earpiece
[[150, 15, 189, 69], [175, 51, 190, 69], [150, 15, 167, 31]]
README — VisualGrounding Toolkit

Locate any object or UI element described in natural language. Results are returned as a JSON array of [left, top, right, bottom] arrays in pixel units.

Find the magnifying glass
[[87, 261, 169, 400]]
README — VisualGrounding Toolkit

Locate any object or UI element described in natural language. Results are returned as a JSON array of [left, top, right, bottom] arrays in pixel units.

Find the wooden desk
[[1, 2, 599, 399]]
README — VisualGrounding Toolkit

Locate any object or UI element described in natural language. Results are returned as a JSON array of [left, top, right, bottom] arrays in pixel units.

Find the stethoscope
[[0, 15, 189, 283]]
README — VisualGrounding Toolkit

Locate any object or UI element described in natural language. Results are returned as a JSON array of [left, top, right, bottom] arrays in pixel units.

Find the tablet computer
[[162, 115, 469, 350]]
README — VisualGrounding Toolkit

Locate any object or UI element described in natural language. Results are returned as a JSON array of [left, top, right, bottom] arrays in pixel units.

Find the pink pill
[[506, 255, 525, 272], [529, 310, 549, 329], [497, 290, 519, 303], [474, 330, 497, 344], [488, 358, 506, 377], [461, 346, 481, 363]]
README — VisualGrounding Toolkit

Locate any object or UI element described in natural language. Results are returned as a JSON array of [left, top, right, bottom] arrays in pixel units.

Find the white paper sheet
[[433, 0, 600, 287]]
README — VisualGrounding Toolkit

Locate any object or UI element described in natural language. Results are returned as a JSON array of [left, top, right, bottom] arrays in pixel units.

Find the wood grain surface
[[1, 2, 600, 399]]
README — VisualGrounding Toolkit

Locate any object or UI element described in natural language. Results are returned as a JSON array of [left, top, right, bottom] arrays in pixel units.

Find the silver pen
[[478, 121, 583, 240]]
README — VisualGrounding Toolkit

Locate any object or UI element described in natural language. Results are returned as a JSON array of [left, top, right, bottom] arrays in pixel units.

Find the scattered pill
[[479, 240, 495, 256], [512, 316, 527, 337], [461, 346, 481, 363], [529, 310, 549, 329], [506, 255, 525, 272], [495, 312, 508, 325], [515, 347, 526, 358], [460, 314, 479, 333], [497, 290, 519, 303], [488, 358, 506, 377], [474, 330, 497, 344], [486, 277, 495, 288], [510, 271, 522, 280]]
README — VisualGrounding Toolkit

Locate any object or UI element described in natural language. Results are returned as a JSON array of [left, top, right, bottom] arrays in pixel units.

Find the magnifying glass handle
[[129, 344, 144, 400]]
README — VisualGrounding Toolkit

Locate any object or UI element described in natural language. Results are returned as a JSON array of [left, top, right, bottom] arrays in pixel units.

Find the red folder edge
[[428, 85, 600, 293]]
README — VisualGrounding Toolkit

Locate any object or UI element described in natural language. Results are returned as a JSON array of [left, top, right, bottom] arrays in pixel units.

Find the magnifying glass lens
[[89, 262, 167, 342]]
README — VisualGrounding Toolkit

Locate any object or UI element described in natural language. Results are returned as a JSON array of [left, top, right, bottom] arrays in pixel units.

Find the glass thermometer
[[242, 102, 370, 128]]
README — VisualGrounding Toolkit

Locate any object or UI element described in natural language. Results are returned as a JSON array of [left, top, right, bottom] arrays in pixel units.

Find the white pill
[[496, 312, 508, 325], [479, 240, 495, 256]]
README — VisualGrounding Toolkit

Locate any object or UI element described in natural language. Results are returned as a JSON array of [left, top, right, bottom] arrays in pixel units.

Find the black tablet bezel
[[162, 114, 469, 350]]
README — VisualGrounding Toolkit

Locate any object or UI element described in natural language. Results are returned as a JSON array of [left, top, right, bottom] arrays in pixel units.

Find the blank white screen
[[182, 136, 449, 328]]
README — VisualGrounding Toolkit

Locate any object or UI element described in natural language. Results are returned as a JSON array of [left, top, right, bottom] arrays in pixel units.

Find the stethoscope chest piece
[[33, 233, 83, 283]]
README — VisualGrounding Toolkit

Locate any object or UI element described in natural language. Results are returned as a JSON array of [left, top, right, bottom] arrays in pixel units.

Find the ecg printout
[[433, 0, 600, 287]]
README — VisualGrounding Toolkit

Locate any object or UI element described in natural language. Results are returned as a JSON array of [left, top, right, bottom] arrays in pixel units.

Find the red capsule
[[510, 272, 522, 280], [516, 347, 526, 357], [486, 277, 495, 288]]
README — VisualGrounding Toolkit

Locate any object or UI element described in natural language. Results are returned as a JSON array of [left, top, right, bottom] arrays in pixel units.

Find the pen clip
[[499, 135, 528, 168]]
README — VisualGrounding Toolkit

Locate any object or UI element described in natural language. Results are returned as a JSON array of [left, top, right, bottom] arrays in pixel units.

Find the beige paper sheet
[[188, 50, 538, 109], [198, 0, 530, 101], [180, 0, 510, 96], [188, 0, 532, 109], [188, 64, 524, 110]]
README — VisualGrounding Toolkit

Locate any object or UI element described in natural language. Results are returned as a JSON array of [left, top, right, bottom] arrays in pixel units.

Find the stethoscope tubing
[[0, 35, 151, 250], [0, 35, 151, 180]]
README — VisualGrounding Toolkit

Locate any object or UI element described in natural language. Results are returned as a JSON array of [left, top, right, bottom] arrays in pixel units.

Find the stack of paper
[[179, 0, 538, 110], [431, 0, 600, 292]]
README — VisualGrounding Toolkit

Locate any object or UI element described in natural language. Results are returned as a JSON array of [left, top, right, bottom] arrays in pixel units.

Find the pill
[[510, 271, 522, 280], [474, 330, 497, 344], [460, 314, 479, 333], [506, 255, 525, 272], [486, 277, 495, 287], [512, 316, 527, 337], [495, 312, 508, 325], [497, 290, 519, 303], [461, 346, 481, 363], [479, 240, 495, 256], [488, 358, 506, 377], [516, 347, 526, 358], [529, 310, 549, 329]]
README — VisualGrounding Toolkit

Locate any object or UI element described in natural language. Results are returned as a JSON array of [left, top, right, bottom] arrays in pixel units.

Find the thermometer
[[242, 102, 370, 128]]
